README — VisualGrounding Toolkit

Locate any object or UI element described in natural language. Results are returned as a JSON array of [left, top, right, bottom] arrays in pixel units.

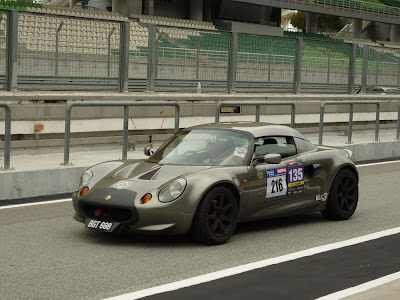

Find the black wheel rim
[[207, 193, 234, 237], [337, 175, 357, 213]]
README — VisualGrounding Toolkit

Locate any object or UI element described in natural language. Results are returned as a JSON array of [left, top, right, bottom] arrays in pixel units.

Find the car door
[[245, 136, 320, 219]]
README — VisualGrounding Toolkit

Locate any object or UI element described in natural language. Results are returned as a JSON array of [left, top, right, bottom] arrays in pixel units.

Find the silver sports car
[[72, 122, 358, 244]]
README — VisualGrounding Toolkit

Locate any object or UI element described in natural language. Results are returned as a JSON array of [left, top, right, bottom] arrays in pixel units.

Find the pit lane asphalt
[[1, 161, 399, 300]]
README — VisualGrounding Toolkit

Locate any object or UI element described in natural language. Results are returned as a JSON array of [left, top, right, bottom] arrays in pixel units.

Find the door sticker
[[266, 168, 287, 199], [287, 165, 305, 195]]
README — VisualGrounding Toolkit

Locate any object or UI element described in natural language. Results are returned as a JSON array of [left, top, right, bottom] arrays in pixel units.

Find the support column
[[352, 19, 362, 38], [190, 0, 203, 21], [391, 24, 400, 43], [306, 12, 318, 34], [112, 0, 128, 17], [259, 6, 266, 25], [143, 0, 155, 16], [69, 0, 80, 8]]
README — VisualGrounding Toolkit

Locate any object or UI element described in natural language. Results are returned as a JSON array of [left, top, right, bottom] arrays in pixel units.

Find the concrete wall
[[214, 20, 283, 37]]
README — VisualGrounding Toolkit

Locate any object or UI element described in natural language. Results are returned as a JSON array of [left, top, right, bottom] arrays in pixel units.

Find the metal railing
[[215, 101, 296, 128], [318, 101, 383, 145], [63, 101, 181, 165], [0, 102, 11, 170]]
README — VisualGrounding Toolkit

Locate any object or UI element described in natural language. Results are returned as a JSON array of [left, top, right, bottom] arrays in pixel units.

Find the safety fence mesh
[[301, 40, 350, 85], [366, 46, 400, 87], [17, 12, 121, 90], [154, 26, 230, 92], [236, 34, 296, 84]]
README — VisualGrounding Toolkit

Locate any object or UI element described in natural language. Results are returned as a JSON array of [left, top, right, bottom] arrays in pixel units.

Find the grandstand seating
[[313, 0, 400, 15], [0, 0, 42, 11]]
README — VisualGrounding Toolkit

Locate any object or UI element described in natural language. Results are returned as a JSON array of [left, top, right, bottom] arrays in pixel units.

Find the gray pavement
[[0, 162, 400, 299]]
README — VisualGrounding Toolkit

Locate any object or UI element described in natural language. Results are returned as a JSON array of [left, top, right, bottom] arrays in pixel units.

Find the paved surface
[[0, 161, 400, 299], [0, 127, 398, 172]]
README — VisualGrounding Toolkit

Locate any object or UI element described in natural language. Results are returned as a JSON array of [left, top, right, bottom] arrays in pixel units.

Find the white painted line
[[103, 227, 400, 300], [316, 271, 400, 300], [0, 198, 71, 210], [357, 160, 400, 167]]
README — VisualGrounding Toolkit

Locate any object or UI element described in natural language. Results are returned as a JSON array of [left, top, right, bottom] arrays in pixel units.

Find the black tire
[[321, 169, 358, 220], [191, 186, 238, 245]]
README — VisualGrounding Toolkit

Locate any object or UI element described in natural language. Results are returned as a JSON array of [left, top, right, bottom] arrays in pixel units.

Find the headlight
[[159, 178, 187, 203], [76, 170, 93, 191]]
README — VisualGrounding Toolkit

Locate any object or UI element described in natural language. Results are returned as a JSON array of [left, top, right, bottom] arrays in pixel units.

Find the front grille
[[81, 204, 133, 223]]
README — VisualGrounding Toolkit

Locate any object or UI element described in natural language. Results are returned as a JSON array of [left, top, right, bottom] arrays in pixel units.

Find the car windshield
[[147, 129, 251, 166]]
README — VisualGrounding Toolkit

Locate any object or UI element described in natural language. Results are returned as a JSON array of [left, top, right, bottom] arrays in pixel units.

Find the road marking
[[103, 227, 400, 300], [316, 271, 400, 300], [0, 198, 71, 210], [357, 160, 400, 167]]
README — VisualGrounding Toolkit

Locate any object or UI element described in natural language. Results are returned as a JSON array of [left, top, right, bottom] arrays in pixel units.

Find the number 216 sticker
[[266, 168, 287, 199]]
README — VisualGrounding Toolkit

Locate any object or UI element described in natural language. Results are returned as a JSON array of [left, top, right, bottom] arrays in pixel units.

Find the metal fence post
[[318, 104, 325, 145], [347, 103, 354, 144], [55, 22, 64, 76], [293, 38, 303, 94], [227, 32, 237, 93], [397, 102, 400, 141], [348, 43, 356, 94], [122, 105, 129, 160], [360, 45, 369, 93], [0, 103, 11, 170], [6, 10, 18, 91], [147, 24, 157, 92], [375, 103, 380, 141], [255, 105, 261, 122], [119, 21, 130, 92], [107, 26, 116, 77]]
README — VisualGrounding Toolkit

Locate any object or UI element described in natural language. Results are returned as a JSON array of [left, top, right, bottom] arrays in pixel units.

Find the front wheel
[[191, 186, 238, 245], [321, 169, 358, 220]]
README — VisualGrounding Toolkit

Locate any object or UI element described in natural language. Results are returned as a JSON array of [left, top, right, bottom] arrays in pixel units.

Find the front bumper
[[72, 187, 194, 235]]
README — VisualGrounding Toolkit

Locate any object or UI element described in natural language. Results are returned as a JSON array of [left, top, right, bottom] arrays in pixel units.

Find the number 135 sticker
[[266, 168, 287, 199]]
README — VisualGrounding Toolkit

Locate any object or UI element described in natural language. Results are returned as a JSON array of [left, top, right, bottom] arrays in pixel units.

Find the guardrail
[[63, 101, 181, 165], [318, 101, 384, 145], [215, 101, 296, 128], [0, 103, 11, 170]]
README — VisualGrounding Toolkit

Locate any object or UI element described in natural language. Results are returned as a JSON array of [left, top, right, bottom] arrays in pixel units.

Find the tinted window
[[254, 136, 297, 158], [295, 137, 317, 153]]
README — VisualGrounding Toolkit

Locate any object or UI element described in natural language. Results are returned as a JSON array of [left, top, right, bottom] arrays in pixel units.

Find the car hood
[[111, 161, 213, 181]]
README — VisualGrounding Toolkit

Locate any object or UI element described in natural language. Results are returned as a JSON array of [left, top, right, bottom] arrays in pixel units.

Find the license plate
[[85, 219, 119, 232]]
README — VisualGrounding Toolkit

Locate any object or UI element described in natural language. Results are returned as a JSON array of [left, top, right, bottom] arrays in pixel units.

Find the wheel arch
[[336, 164, 359, 183], [201, 181, 241, 209]]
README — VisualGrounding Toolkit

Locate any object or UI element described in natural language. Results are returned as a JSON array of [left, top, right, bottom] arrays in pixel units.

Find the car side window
[[254, 136, 297, 158], [294, 137, 317, 153]]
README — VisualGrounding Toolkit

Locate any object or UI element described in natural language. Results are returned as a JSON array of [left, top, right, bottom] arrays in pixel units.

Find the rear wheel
[[191, 186, 238, 245], [321, 169, 358, 220]]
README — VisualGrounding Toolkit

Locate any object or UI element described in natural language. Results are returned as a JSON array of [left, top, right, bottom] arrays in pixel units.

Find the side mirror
[[252, 153, 282, 165], [144, 147, 155, 157]]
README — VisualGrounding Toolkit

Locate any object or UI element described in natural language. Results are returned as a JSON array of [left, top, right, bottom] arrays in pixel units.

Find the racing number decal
[[266, 168, 287, 199], [287, 165, 305, 195]]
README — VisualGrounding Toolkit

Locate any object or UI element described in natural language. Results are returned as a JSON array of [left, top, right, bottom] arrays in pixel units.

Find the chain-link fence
[[236, 34, 296, 89], [154, 26, 230, 92], [0, 10, 6, 89], [17, 12, 121, 90], [302, 40, 350, 85], [367, 46, 400, 87], [128, 22, 147, 80]]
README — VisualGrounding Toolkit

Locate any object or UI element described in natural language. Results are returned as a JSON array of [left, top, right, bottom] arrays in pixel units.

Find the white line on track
[[103, 226, 400, 300], [0, 198, 71, 210], [316, 271, 400, 300], [357, 160, 400, 167]]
